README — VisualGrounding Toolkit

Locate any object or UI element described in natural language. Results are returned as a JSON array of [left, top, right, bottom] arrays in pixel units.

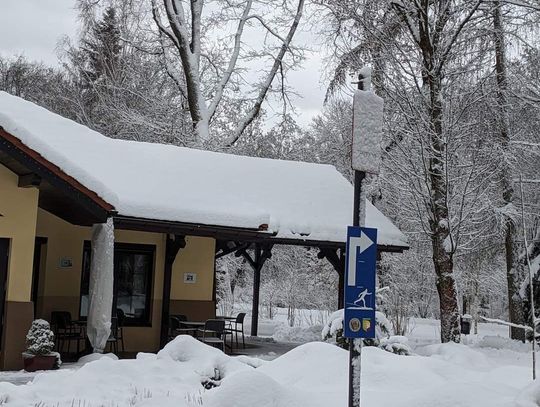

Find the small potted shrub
[[22, 319, 61, 372]]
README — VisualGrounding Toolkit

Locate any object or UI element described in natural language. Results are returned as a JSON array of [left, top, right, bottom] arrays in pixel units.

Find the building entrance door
[[0, 239, 9, 347]]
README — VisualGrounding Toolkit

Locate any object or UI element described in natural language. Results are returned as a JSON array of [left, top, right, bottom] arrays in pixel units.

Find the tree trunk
[[432, 233, 461, 342], [521, 227, 540, 331], [493, 1, 526, 340], [506, 227, 526, 340], [391, 0, 480, 343], [426, 73, 461, 343], [472, 272, 479, 335]]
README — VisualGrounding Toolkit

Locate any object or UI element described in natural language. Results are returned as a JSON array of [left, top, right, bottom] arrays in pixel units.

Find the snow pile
[[272, 323, 323, 343], [259, 342, 347, 388], [204, 370, 302, 407], [515, 382, 540, 407], [76, 352, 118, 364], [475, 335, 531, 352], [417, 341, 493, 369], [379, 335, 412, 355], [0, 336, 253, 407], [0, 335, 535, 406], [0, 92, 407, 247], [157, 334, 249, 380]]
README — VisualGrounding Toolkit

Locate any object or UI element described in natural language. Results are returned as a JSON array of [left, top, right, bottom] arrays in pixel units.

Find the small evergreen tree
[[26, 319, 55, 355], [322, 310, 412, 355], [322, 310, 392, 349], [81, 6, 122, 86]]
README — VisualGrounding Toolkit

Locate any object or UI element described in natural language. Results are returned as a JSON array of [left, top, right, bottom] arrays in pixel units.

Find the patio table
[[216, 316, 236, 334], [178, 321, 204, 339]]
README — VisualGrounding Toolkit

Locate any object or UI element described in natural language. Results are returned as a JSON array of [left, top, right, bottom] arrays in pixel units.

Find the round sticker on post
[[349, 318, 361, 333]]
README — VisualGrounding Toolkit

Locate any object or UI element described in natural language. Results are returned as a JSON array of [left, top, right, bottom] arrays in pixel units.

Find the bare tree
[[151, 0, 306, 145], [320, 0, 492, 343], [490, 0, 527, 340]]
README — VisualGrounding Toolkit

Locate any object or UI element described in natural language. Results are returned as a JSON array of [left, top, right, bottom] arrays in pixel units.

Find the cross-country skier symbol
[[346, 288, 373, 310]]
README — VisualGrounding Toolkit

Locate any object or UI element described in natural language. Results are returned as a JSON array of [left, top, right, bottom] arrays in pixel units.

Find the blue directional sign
[[344, 226, 377, 338]]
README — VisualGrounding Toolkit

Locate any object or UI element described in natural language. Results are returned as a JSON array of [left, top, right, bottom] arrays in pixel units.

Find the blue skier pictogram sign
[[344, 226, 377, 338]]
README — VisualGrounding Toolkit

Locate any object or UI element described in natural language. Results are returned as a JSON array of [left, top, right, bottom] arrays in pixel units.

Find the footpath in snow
[[0, 319, 539, 406]]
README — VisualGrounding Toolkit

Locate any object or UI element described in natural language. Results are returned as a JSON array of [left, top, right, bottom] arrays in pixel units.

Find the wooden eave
[[113, 215, 408, 253], [0, 127, 115, 225]]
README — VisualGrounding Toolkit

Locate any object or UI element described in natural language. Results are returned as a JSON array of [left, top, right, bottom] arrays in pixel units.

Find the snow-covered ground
[[0, 318, 539, 406], [239, 305, 331, 340]]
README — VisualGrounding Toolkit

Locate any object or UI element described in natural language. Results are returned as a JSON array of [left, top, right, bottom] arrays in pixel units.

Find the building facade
[[0, 162, 217, 369], [0, 91, 408, 370]]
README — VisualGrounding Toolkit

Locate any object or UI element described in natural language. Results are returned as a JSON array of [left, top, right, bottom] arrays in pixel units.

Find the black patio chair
[[169, 315, 197, 341], [168, 316, 181, 341], [226, 312, 246, 349], [174, 314, 199, 336], [198, 319, 228, 352], [51, 311, 84, 355], [116, 309, 126, 352], [106, 316, 120, 354]]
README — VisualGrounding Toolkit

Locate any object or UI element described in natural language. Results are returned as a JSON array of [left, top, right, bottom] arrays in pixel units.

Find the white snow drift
[[0, 334, 537, 407]]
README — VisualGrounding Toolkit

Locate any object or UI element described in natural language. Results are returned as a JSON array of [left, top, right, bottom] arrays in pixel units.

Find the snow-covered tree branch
[[152, 0, 306, 145]]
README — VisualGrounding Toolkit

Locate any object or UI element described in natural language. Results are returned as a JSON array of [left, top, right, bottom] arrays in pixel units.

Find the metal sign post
[[345, 226, 377, 406], [346, 68, 384, 407]]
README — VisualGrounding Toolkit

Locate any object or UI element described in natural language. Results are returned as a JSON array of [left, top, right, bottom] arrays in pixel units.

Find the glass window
[[79, 242, 155, 326]]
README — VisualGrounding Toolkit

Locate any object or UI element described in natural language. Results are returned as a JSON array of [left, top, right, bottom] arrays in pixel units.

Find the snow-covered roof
[[0, 92, 408, 248]]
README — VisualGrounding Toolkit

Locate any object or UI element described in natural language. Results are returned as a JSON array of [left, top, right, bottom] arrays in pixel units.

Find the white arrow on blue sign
[[344, 226, 377, 339]]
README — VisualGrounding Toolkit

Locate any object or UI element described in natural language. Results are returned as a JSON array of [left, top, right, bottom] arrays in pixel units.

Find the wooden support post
[[251, 245, 262, 337], [159, 234, 186, 349], [240, 243, 272, 337], [318, 247, 346, 309], [215, 241, 272, 337]]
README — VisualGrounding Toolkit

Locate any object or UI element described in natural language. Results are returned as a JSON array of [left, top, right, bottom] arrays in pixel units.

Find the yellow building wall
[[36, 209, 166, 352], [36, 209, 216, 352], [168, 236, 216, 321], [0, 161, 216, 356], [171, 236, 215, 301], [0, 164, 38, 302]]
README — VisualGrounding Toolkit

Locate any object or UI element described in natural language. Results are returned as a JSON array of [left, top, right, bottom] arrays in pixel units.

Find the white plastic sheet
[[87, 218, 114, 353]]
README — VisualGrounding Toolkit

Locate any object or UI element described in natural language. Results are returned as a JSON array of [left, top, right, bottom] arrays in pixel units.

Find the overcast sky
[[0, 0, 328, 127], [0, 0, 78, 65]]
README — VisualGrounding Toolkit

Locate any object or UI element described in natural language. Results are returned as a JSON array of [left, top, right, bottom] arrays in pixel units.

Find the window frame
[[79, 241, 156, 327]]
